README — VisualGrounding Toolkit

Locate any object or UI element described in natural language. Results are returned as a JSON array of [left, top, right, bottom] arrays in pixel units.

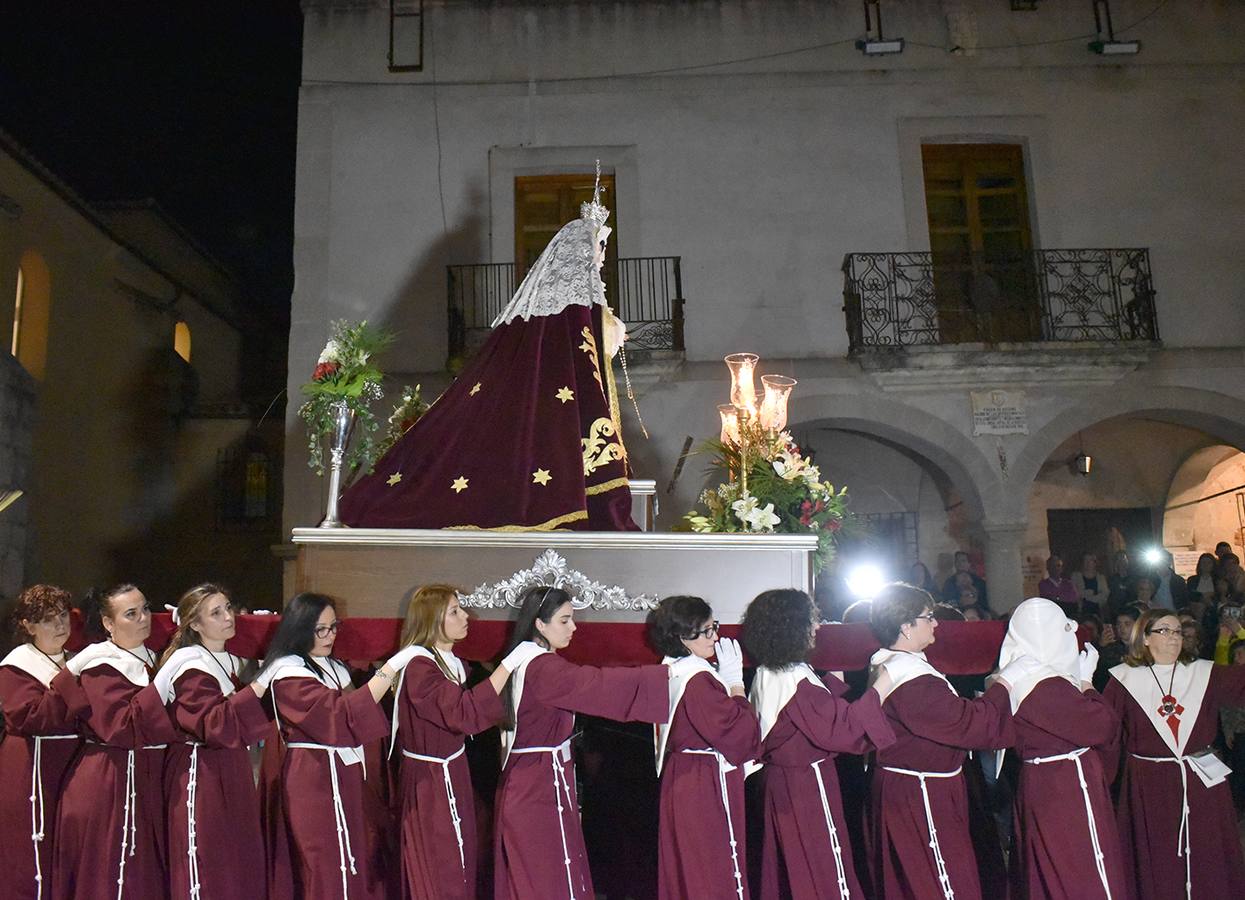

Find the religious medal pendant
[[1159, 695, 1177, 717]]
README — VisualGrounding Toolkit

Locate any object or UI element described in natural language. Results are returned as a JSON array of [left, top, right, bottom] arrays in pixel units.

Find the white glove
[[714, 638, 744, 690], [66, 642, 118, 676], [253, 661, 284, 692], [153, 664, 179, 703], [1078, 644, 1100, 685], [994, 656, 1044, 691], [500, 641, 546, 673], [385, 644, 424, 673]]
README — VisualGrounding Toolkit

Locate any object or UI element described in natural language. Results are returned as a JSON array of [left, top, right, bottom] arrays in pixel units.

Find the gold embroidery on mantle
[[585, 476, 630, 496], [579, 326, 604, 392], [582, 417, 625, 476]]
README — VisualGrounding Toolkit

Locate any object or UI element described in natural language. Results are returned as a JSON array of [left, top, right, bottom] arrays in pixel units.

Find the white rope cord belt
[[85, 740, 167, 900], [183, 742, 205, 900], [680, 749, 745, 900], [29, 734, 77, 900], [402, 744, 468, 873], [1025, 747, 1111, 899], [810, 757, 852, 899], [511, 738, 577, 900], [288, 742, 359, 899], [881, 765, 963, 900], [1131, 753, 1195, 900]]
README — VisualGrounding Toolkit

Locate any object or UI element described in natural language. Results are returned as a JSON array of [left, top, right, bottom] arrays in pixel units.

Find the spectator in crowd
[[1178, 612, 1203, 659], [1214, 605, 1245, 665], [1223, 636, 1245, 807], [942, 551, 988, 609], [1078, 613, 1103, 647], [1148, 550, 1189, 611], [955, 581, 992, 620], [1037, 555, 1078, 615], [1095, 604, 1142, 690], [909, 562, 939, 595], [1221, 553, 1245, 597], [1070, 553, 1109, 617], [1107, 550, 1133, 616], [1133, 575, 1158, 608], [1215, 540, 1234, 572], [1186, 553, 1218, 604]]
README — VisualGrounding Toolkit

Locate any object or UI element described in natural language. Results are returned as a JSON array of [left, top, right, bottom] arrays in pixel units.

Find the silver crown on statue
[[579, 159, 610, 228]]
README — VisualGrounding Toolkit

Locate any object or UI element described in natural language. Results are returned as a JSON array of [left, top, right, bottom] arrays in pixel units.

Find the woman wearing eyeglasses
[[646, 595, 759, 900], [742, 589, 895, 900], [494, 586, 670, 900], [1103, 607, 1245, 900], [256, 593, 420, 900], [391, 585, 512, 900], [867, 583, 1017, 900], [154, 585, 271, 900], [994, 598, 1126, 900]]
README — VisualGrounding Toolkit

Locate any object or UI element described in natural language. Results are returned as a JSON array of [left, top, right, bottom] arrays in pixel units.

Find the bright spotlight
[[1143, 547, 1163, 566], [846, 563, 887, 599]]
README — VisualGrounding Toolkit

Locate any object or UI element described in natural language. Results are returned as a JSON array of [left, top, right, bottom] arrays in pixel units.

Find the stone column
[[983, 521, 1027, 615]]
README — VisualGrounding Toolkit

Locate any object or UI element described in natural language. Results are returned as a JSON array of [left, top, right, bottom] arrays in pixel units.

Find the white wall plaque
[[971, 390, 1029, 436]]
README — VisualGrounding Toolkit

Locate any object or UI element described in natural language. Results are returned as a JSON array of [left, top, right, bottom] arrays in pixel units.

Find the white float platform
[[290, 527, 817, 623]]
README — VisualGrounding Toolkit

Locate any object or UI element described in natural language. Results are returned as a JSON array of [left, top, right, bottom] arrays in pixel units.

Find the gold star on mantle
[[386, 472, 403, 487], [555, 386, 574, 403], [451, 476, 469, 494], [532, 468, 552, 486], [469, 382, 482, 396]]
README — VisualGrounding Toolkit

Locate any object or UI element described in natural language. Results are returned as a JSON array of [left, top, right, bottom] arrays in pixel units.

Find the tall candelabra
[[717, 353, 797, 495]]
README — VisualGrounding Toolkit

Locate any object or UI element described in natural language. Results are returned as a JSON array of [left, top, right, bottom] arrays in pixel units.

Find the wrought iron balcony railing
[[447, 256, 686, 362], [842, 249, 1158, 351]]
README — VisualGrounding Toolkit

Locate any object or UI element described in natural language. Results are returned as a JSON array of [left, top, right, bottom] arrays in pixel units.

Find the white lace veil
[[492, 215, 610, 326]]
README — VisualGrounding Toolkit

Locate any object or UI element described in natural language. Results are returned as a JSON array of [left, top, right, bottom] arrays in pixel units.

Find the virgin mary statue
[[338, 190, 638, 531]]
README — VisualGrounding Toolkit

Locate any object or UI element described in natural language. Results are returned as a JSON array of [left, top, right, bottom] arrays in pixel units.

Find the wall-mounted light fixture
[[1089, 0, 1140, 55], [1074, 453, 1093, 476], [857, 1, 905, 56]]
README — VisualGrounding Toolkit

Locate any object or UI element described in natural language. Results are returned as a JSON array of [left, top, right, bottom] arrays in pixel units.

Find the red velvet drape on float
[[337, 303, 636, 531], [68, 615, 1060, 675]]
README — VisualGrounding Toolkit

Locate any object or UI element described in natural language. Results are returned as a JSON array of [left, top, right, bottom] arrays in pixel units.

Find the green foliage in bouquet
[[376, 384, 432, 460], [683, 424, 851, 574], [298, 320, 395, 476]]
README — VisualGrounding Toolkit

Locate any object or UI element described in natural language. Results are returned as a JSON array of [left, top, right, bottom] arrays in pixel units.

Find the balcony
[[842, 249, 1158, 353], [447, 257, 686, 363]]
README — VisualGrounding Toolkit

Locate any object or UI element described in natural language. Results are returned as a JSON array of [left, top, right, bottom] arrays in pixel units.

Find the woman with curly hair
[[647, 595, 758, 900], [741, 589, 894, 900], [1103, 606, 1245, 900], [867, 583, 1018, 900], [0, 585, 82, 900]]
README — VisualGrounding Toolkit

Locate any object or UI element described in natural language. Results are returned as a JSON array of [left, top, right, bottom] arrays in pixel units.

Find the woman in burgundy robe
[[0, 585, 82, 900], [995, 597, 1127, 900], [648, 595, 760, 900], [867, 583, 1016, 900], [742, 589, 896, 900], [494, 586, 669, 900], [391, 584, 511, 899], [1103, 607, 1245, 900], [258, 593, 409, 900], [156, 585, 271, 900], [51, 584, 180, 900]]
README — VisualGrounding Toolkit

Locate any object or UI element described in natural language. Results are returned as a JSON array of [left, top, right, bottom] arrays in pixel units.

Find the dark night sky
[[0, 2, 303, 323]]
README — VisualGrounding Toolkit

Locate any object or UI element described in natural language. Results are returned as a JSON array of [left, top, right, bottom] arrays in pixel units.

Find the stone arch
[[1163, 444, 1245, 552], [1007, 385, 1245, 522], [791, 392, 1002, 526]]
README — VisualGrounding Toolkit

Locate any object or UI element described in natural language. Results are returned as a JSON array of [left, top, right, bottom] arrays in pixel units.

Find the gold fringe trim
[[444, 509, 589, 532], [585, 476, 630, 497]]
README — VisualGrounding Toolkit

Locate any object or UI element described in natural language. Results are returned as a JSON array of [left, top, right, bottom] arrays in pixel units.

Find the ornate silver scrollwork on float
[[459, 549, 659, 612]]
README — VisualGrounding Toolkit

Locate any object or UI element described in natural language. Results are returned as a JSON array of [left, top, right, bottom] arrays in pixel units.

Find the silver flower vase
[[319, 399, 355, 528]]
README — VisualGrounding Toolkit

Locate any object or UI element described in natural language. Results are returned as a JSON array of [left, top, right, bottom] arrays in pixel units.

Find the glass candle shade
[[724, 353, 759, 414], [718, 404, 740, 444], [759, 374, 797, 432]]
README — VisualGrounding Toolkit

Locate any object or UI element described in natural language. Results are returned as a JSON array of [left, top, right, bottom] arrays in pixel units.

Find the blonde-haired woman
[[1103, 606, 1245, 900], [155, 584, 270, 900], [392, 585, 512, 899]]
